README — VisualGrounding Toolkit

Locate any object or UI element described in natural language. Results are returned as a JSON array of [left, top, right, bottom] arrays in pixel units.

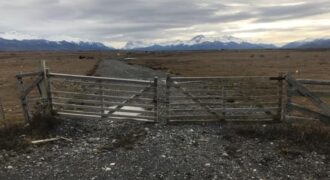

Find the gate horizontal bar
[[170, 102, 278, 106], [171, 76, 281, 81], [52, 95, 154, 102], [297, 79, 330, 85], [56, 112, 155, 122], [170, 95, 279, 100], [49, 73, 153, 85], [169, 107, 279, 113], [16, 71, 43, 78]]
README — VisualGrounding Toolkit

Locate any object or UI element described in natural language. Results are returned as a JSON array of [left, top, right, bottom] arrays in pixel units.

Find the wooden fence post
[[39, 60, 52, 115], [285, 72, 294, 119], [165, 74, 171, 124], [277, 73, 285, 121], [153, 76, 158, 122], [42, 61, 51, 114], [0, 98, 5, 121], [16, 74, 31, 122], [46, 68, 53, 114]]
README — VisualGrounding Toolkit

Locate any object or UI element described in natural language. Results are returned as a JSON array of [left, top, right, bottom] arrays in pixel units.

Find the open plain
[[0, 50, 329, 179]]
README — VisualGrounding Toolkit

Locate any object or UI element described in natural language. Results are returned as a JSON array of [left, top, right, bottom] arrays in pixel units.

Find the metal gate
[[16, 63, 330, 125], [15, 62, 158, 123], [49, 73, 158, 122], [165, 75, 285, 123]]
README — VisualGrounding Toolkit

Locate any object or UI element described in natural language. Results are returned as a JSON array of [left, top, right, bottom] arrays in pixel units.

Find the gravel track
[[0, 59, 329, 180]]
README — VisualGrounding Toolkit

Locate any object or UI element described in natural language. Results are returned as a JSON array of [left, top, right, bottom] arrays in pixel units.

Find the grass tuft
[[0, 113, 61, 151]]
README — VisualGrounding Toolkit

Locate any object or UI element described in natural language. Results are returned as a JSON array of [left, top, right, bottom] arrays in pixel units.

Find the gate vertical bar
[[99, 80, 104, 119], [153, 76, 158, 122], [222, 82, 226, 121]]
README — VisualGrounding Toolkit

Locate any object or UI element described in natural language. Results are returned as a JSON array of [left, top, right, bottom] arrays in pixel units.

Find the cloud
[[0, 0, 329, 48], [253, 1, 330, 22]]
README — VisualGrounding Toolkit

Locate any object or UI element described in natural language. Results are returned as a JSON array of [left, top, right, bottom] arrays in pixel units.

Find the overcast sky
[[0, 0, 330, 48]]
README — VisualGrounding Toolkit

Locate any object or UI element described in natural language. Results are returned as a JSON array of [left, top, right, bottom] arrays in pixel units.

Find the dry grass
[[0, 113, 61, 151], [0, 51, 124, 150], [128, 50, 330, 145], [0, 51, 122, 124], [128, 50, 330, 79], [1, 50, 330, 150]]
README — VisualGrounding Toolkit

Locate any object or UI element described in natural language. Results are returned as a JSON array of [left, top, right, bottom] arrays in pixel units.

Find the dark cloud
[[0, 0, 329, 47], [254, 1, 330, 22]]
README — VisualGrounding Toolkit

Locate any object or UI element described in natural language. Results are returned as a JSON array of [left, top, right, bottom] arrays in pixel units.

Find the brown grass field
[[127, 50, 330, 79], [1, 50, 330, 124], [0, 51, 121, 124], [127, 50, 330, 116]]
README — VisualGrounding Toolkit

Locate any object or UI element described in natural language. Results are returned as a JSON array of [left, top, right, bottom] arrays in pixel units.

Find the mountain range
[[124, 35, 330, 50], [124, 35, 278, 50], [282, 38, 330, 49], [0, 34, 330, 51], [0, 38, 113, 51]]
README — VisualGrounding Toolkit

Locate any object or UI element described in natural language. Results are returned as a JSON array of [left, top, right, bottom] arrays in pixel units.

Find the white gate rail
[[15, 63, 330, 125], [48, 73, 158, 122]]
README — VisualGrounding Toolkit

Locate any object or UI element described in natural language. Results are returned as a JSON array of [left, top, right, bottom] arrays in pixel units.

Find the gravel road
[[94, 59, 166, 79], [0, 59, 329, 180]]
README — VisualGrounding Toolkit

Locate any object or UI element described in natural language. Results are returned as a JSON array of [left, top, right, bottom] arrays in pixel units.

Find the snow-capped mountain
[[282, 37, 330, 49], [123, 35, 276, 50], [0, 31, 40, 40], [0, 38, 113, 51], [124, 41, 152, 50], [0, 31, 114, 51], [185, 35, 245, 45]]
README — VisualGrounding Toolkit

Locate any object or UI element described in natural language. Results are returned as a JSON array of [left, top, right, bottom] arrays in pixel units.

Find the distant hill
[[124, 35, 277, 51], [282, 38, 330, 49], [0, 38, 113, 51]]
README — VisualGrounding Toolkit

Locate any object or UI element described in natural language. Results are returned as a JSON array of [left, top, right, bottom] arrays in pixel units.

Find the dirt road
[[0, 59, 329, 180]]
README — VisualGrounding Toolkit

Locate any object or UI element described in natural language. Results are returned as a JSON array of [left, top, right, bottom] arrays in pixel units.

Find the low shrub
[[0, 113, 61, 151]]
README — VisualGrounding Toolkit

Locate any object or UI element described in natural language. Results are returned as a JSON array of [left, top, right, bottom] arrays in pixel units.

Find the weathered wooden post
[[39, 60, 52, 115], [16, 73, 31, 122], [165, 74, 171, 124], [153, 76, 158, 122], [0, 98, 5, 121], [277, 72, 285, 121], [284, 72, 294, 121]]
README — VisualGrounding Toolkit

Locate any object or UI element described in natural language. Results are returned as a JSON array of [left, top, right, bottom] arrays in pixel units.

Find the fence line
[[15, 64, 330, 125]]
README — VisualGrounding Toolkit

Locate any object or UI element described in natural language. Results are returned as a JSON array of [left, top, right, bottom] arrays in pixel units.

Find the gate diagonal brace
[[172, 81, 225, 121], [235, 88, 277, 120], [103, 85, 153, 118]]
